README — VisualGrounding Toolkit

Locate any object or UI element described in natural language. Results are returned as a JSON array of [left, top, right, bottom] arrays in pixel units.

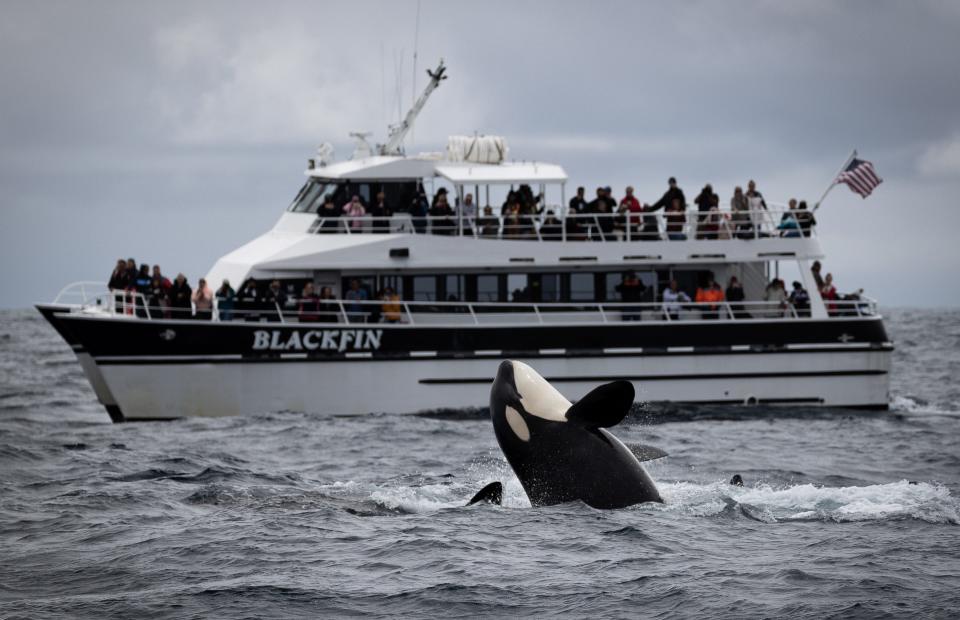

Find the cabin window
[[540, 274, 561, 302], [288, 180, 340, 213], [411, 275, 437, 301], [476, 275, 499, 302], [444, 275, 465, 302], [569, 273, 595, 301], [507, 274, 530, 302]]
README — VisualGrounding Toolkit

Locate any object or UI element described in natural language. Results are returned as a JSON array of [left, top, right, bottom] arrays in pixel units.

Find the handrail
[[307, 204, 816, 241], [49, 282, 877, 325]]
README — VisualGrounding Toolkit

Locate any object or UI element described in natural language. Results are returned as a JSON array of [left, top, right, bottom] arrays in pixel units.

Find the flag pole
[[812, 149, 857, 212]]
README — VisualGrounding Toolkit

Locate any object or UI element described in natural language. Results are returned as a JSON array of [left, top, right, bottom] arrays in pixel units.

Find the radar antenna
[[379, 59, 447, 156]]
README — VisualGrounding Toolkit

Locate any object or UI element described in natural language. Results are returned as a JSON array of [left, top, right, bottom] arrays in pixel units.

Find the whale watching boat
[[37, 61, 892, 422]]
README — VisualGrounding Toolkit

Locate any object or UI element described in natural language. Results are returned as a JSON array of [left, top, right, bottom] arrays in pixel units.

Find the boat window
[[444, 275, 465, 302], [412, 275, 437, 301], [569, 273, 595, 301], [288, 180, 340, 213], [507, 274, 529, 302], [476, 275, 499, 302], [540, 274, 561, 302]]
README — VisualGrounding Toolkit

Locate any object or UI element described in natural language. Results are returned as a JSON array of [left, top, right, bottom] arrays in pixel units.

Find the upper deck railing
[[52, 283, 877, 327], [307, 205, 815, 242]]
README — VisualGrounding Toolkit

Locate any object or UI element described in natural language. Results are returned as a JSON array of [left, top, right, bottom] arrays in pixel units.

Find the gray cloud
[[2, 0, 959, 307]]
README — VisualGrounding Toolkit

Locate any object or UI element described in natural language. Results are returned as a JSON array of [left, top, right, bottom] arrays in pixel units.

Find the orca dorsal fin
[[564, 380, 635, 428]]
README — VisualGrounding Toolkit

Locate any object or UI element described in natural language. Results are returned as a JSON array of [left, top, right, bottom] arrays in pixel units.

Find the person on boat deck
[[745, 179, 769, 234], [592, 198, 615, 241], [477, 205, 500, 238], [642, 177, 684, 240], [695, 279, 725, 320], [764, 278, 788, 317], [410, 186, 429, 234], [811, 260, 825, 292], [662, 279, 691, 321], [318, 195, 343, 233], [215, 279, 235, 321], [820, 273, 838, 315], [124, 258, 138, 288], [191, 278, 214, 321], [649, 177, 686, 213], [694, 184, 719, 239], [540, 211, 563, 241], [298, 282, 320, 322], [615, 271, 646, 321], [131, 264, 152, 318], [381, 287, 402, 323], [665, 197, 687, 240], [108, 259, 129, 291], [730, 186, 752, 238], [502, 201, 523, 238], [796, 200, 816, 237], [369, 191, 391, 234], [342, 195, 367, 231], [618, 186, 643, 237], [345, 279, 369, 323], [777, 198, 802, 238], [150, 265, 172, 319], [237, 278, 260, 322], [429, 192, 456, 235], [788, 281, 811, 317], [318, 286, 339, 323], [169, 273, 193, 319], [569, 186, 589, 214], [459, 192, 477, 236], [726, 276, 748, 319], [263, 280, 288, 321]]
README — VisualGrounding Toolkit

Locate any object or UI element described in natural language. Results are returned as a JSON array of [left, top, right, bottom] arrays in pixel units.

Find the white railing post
[[403, 302, 416, 325]]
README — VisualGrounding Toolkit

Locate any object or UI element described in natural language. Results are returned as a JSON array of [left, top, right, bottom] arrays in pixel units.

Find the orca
[[473, 360, 664, 509]]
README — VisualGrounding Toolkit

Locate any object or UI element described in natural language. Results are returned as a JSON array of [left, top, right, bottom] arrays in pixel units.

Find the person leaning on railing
[[317, 287, 339, 323], [381, 287, 402, 323], [169, 273, 193, 319], [317, 195, 342, 233], [298, 282, 320, 322], [192, 278, 214, 321], [369, 191, 391, 234], [216, 279, 235, 321]]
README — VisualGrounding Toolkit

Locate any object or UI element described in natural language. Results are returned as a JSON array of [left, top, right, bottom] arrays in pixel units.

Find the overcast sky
[[2, 0, 959, 308]]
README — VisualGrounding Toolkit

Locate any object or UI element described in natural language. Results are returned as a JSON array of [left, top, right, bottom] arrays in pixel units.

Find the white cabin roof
[[435, 161, 567, 184], [307, 155, 567, 185]]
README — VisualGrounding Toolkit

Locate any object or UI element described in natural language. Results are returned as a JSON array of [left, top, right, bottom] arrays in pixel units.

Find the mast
[[379, 59, 447, 156]]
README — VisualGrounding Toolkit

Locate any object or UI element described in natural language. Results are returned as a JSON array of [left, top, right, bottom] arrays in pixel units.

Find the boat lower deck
[[38, 305, 892, 421]]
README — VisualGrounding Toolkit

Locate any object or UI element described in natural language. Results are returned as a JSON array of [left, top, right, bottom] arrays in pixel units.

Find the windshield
[[287, 180, 339, 213]]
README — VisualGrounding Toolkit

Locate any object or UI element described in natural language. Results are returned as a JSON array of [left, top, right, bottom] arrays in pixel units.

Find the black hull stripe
[[91, 346, 894, 366], [419, 370, 888, 384]]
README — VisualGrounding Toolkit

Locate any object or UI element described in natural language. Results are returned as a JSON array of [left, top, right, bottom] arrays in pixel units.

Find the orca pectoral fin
[[565, 380, 635, 428], [467, 481, 503, 506], [625, 443, 669, 462]]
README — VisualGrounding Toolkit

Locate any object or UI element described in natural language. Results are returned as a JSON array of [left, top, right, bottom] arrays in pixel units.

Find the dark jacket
[[651, 186, 686, 211]]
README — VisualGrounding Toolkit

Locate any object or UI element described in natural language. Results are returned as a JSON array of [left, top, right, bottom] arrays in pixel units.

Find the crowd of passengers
[[313, 177, 816, 240], [108, 256, 860, 322]]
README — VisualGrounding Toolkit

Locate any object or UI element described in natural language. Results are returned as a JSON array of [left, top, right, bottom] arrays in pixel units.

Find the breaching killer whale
[[468, 360, 665, 509]]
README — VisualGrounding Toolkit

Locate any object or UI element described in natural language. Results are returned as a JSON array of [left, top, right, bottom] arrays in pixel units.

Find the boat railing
[[307, 205, 814, 241], [51, 284, 878, 325]]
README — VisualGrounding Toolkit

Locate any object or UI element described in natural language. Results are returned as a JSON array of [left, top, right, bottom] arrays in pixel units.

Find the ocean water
[[1, 308, 958, 618]]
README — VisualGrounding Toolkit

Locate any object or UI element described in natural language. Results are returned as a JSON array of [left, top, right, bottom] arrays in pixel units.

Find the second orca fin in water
[[467, 481, 503, 506], [564, 380, 635, 428], [625, 443, 669, 462]]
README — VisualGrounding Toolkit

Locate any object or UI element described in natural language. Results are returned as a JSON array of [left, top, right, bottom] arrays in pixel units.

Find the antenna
[[411, 0, 421, 147], [379, 59, 447, 156]]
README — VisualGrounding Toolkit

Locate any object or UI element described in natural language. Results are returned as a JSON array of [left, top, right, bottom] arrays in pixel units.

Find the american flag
[[834, 158, 882, 198]]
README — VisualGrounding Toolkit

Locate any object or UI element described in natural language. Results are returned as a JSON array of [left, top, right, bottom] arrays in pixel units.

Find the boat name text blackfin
[[252, 329, 383, 352]]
